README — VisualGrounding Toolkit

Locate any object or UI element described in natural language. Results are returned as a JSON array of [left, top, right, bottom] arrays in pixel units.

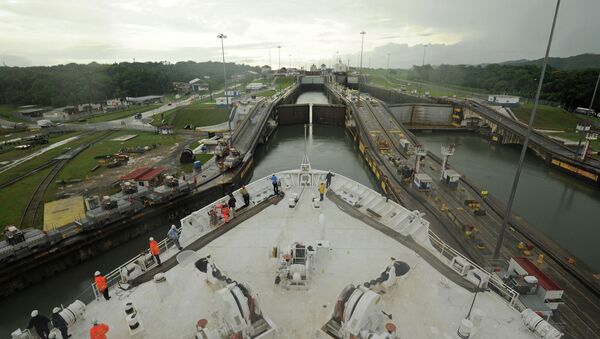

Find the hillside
[[502, 53, 600, 70]]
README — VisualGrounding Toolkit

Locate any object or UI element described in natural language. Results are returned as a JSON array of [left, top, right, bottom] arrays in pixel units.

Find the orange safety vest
[[149, 240, 160, 255], [94, 276, 107, 292], [90, 323, 110, 339]]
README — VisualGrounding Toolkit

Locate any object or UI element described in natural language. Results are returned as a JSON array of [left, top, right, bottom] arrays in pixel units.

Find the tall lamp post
[[387, 52, 391, 72], [417, 44, 428, 98], [358, 31, 366, 105], [493, 0, 561, 260], [277, 46, 281, 70], [289, 54, 292, 69], [217, 33, 231, 130]]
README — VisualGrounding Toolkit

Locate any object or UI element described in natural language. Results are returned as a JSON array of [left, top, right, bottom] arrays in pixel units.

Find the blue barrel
[[193, 160, 202, 170]]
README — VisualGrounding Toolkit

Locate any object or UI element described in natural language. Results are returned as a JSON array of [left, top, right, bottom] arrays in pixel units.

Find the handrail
[[427, 229, 524, 311]]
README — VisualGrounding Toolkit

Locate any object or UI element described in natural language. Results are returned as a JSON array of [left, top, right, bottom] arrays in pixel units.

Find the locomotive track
[[19, 132, 112, 228]]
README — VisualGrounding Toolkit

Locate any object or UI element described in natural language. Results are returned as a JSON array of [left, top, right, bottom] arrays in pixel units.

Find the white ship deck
[[64, 169, 543, 339]]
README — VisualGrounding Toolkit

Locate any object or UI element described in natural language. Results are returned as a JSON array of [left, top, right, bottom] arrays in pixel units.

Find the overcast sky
[[0, 0, 598, 68]]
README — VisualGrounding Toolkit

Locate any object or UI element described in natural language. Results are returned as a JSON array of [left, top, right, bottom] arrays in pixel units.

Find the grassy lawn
[[85, 104, 161, 123], [0, 168, 52, 227], [152, 101, 229, 129], [0, 131, 80, 162], [274, 76, 296, 90], [0, 132, 97, 185], [180, 153, 214, 173], [0, 104, 28, 123], [512, 103, 600, 131], [255, 89, 277, 97]]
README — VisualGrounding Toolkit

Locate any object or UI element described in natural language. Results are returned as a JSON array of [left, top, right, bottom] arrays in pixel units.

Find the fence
[[427, 229, 525, 311]]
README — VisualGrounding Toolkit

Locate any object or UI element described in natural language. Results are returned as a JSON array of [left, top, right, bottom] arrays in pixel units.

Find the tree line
[[0, 61, 259, 107], [408, 64, 600, 111]]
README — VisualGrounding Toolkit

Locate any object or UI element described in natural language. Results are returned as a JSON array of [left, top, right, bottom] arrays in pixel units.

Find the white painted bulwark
[[58, 169, 549, 339]]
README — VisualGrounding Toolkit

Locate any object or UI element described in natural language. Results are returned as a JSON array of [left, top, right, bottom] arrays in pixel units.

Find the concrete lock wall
[[277, 104, 310, 125], [363, 84, 431, 104], [312, 104, 346, 126], [390, 104, 453, 125]]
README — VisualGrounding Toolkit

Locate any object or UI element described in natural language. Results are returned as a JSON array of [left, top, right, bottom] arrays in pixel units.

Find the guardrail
[[88, 236, 174, 300], [427, 229, 525, 311]]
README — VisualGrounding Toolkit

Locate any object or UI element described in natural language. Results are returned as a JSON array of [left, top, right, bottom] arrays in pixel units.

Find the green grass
[[85, 104, 161, 123], [0, 168, 52, 227], [0, 131, 80, 162], [255, 89, 277, 97], [0, 132, 97, 185], [152, 101, 229, 129], [0, 105, 28, 123], [512, 103, 600, 131], [274, 76, 296, 90], [180, 153, 214, 173]]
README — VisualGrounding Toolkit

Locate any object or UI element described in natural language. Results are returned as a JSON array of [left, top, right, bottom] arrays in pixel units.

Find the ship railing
[[427, 229, 524, 311], [89, 236, 174, 301]]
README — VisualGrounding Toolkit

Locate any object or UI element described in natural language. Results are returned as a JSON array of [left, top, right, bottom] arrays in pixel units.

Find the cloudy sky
[[0, 0, 598, 68]]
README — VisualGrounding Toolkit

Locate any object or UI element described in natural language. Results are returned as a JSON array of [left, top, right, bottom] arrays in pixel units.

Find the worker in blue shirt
[[167, 225, 183, 250], [271, 174, 279, 195]]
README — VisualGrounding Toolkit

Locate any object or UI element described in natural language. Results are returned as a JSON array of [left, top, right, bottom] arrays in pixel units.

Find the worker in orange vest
[[90, 320, 109, 339], [149, 237, 161, 266], [221, 204, 230, 223], [94, 271, 110, 300]]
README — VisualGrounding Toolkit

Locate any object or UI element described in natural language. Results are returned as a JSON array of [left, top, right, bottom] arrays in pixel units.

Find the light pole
[[289, 54, 292, 69], [493, 0, 561, 260], [277, 46, 281, 70], [417, 44, 428, 97], [217, 33, 231, 130], [269, 48, 272, 68], [387, 53, 391, 71], [588, 71, 600, 115], [358, 31, 366, 106]]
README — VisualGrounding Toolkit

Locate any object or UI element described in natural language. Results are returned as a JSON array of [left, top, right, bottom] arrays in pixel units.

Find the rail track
[[18, 132, 112, 228]]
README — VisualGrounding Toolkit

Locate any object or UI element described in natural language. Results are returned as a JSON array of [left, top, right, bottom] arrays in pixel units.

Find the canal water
[[416, 132, 600, 272], [0, 91, 377, 336], [4, 91, 599, 335]]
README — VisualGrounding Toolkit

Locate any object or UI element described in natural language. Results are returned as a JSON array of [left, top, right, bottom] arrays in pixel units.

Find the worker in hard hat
[[94, 271, 110, 300], [167, 225, 183, 251], [149, 237, 161, 266], [51, 307, 70, 338], [27, 310, 50, 339], [319, 182, 326, 201], [90, 320, 110, 339]]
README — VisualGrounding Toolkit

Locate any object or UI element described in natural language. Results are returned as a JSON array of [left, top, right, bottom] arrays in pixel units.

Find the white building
[[189, 78, 208, 92], [245, 82, 266, 91], [215, 97, 233, 108], [488, 95, 520, 106]]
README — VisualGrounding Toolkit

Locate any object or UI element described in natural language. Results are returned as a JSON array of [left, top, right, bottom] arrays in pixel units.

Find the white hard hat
[[149, 237, 154, 241], [94, 271, 101, 276], [31, 310, 38, 317], [53, 307, 61, 314], [171, 225, 176, 229]]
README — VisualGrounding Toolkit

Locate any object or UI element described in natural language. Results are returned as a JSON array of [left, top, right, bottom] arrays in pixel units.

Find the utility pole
[[493, 0, 561, 260], [289, 54, 292, 69], [588, 71, 600, 114], [358, 31, 366, 106], [217, 33, 231, 130], [269, 48, 272, 68]]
